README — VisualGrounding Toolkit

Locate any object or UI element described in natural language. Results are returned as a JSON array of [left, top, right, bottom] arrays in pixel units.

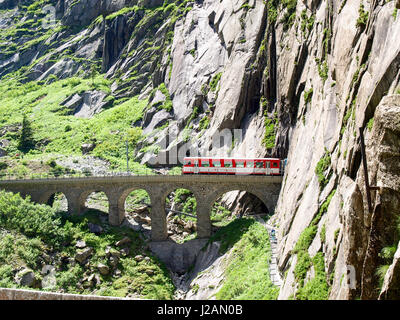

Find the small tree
[[18, 114, 35, 153], [89, 63, 99, 86]]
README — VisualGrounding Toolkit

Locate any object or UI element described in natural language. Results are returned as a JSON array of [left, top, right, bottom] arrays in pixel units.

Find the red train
[[182, 157, 284, 175]]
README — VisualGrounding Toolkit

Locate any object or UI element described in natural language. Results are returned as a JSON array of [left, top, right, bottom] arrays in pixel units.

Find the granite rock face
[[272, 0, 400, 298]]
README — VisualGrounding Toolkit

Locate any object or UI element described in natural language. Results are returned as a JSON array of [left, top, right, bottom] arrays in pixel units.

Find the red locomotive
[[182, 157, 284, 175]]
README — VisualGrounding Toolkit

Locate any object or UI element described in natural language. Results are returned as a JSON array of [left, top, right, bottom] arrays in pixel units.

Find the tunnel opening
[[165, 188, 198, 243]]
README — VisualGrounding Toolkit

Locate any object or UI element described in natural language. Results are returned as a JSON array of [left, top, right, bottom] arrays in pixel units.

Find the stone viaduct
[[0, 175, 282, 241]]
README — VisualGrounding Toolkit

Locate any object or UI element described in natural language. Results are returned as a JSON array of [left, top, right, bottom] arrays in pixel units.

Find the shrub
[[209, 73, 222, 92], [0, 162, 8, 170], [0, 190, 72, 247], [315, 149, 331, 188], [356, 3, 369, 28], [304, 88, 313, 105]]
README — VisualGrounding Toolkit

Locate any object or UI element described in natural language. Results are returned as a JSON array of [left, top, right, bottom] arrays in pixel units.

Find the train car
[[182, 157, 283, 175]]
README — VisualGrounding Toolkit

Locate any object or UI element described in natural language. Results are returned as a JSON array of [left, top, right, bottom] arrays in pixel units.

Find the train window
[[272, 162, 278, 167], [185, 159, 192, 165], [213, 161, 221, 167], [224, 162, 232, 168], [256, 162, 264, 168], [201, 161, 210, 167], [236, 161, 244, 168], [246, 161, 254, 168]]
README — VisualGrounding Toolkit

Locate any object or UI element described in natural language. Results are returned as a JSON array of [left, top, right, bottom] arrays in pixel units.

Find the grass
[[214, 219, 279, 300], [0, 74, 150, 172], [105, 6, 139, 20], [315, 148, 331, 189], [291, 190, 336, 298], [209, 73, 222, 92], [0, 190, 175, 299], [296, 252, 329, 300], [262, 112, 278, 149], [367, 118, 374, 131]]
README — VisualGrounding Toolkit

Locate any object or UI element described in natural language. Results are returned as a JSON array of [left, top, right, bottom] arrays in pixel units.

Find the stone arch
[[209, 186, 274, 217], [39, 190, 69, 212], [163, 185, 198, 242], [118, 186, 152, 229], [78, 189, 111, 215]]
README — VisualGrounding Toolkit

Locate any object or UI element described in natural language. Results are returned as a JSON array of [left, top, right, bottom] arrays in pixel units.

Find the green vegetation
[[376, 217, 400, 290], [296, 252, 329, 300], [320, 223, 326, 243], [156, 83, 173, 112], [356, 2, 369, 29], [262, 111, 278, 149], [18, 114, 35, 153], [105, 6, 139, 20], [367, 118, 374, 131], [304, 87, 313, 105], [0, 190, 175, 298], [209, 72, 222, 92], [291, 190, 336, 299], [316, 58, 329, 83], [315, 149, 331, 189], [278, 0, 298, 30], [213, 219, 279, 300], [199, 116, 210, 130], [300, 9, 315, 36], [172, 188, 197, 215], [0, 74, 150, 172], [210, 203, 232, 224]]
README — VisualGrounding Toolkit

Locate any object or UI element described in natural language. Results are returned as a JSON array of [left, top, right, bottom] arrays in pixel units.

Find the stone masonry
[[0, 175, 282, 241]]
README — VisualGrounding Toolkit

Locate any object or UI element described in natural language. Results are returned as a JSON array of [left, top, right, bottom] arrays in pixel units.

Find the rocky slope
[[1, 0, 400, 300]]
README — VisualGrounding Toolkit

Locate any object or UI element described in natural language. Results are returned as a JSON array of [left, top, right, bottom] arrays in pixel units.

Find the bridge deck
[[0, 174, 283, 186]]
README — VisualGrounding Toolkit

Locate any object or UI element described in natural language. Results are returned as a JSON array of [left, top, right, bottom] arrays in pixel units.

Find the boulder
[[75, 240, 87, 248], [75, 247, 93, 264], [133, 205, 149, 214], [134, 255, 144, 262], [15, 269, 37, 288], [73, 91, 109, 118], [97, 263, 110, 276], [81, 143, 96, 155], [133, 213, 151, 225], [145, 269, 155, 276], [0, 148, 6, 157], [41, 265, 57, 289], [109, 256, 119, 269], [120, 247, 130, 256], [114, 269, 122, 277], [62, 93, 82, 111], [0, 139, 10, 148], [142, 109, 172, 135], [88, 223, 103, 234], [115, 237, 131, 247]]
